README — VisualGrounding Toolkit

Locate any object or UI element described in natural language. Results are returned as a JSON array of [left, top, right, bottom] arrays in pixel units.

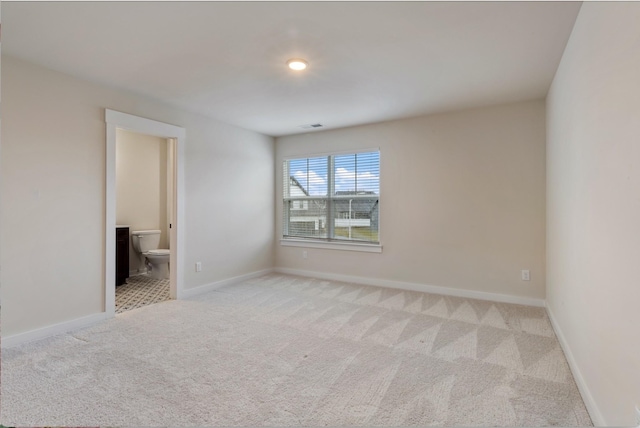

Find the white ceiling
[[2, 1, 581, 137]]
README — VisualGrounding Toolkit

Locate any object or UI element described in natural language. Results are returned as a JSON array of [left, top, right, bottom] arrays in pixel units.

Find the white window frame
[[281, 148, 382, 253]]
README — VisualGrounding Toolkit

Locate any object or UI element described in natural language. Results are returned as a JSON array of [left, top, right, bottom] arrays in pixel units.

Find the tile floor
[[115, 273, 170, 313]]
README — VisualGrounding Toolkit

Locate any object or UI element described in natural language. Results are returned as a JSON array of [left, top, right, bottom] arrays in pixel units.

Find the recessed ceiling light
[[287, 58, 308, 71]]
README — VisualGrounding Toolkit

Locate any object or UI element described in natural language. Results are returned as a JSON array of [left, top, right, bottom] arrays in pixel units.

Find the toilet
[[131, 230, 170, 280]]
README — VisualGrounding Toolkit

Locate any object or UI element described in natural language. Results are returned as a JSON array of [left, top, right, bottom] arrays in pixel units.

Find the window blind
[[283, 151, 380, 244]]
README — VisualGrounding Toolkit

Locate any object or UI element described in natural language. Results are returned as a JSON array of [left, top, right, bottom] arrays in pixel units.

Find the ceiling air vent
[[299, 123, 323, 129]]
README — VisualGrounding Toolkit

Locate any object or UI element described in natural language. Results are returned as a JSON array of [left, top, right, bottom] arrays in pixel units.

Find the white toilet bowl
[[144, 249, 170, 280]]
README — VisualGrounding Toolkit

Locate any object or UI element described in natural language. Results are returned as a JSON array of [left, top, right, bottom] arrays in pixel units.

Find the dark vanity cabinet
[[116, 226, 130, 286]]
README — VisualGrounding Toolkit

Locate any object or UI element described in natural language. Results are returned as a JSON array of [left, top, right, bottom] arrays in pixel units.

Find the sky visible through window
[[290, 152, 380, 196]]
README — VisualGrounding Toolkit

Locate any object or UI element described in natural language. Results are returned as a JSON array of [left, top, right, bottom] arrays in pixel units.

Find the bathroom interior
[[115, 129, 175, 313]]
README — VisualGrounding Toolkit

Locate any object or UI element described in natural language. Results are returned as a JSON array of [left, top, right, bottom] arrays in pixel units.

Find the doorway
[[105, 110, 185, 317]]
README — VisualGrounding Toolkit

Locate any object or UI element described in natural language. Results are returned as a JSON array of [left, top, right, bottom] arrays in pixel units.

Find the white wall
[[0, 56, 275, 337], [276, 100, 546, 301], [116, 129, 168, 272], [546, 3, 640, 426]]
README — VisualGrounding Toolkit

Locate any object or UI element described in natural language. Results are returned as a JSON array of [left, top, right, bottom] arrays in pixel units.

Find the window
[[283, 150, 380, 245], [291, 200, 309, 211]]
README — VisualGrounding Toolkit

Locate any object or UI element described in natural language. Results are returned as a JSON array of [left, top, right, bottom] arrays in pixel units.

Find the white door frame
[[105, 109, 186, 317]]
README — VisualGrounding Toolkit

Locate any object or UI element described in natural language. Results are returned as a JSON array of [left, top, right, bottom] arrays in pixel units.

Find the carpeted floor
[[115, 273, 170, 313], [1, 273, 592, 426]]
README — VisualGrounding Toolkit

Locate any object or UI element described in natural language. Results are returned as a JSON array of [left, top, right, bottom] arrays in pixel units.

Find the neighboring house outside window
[[282, 150, 380, 245]]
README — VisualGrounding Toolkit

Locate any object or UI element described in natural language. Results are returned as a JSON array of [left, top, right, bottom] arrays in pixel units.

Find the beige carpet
[[1, 273, 592, 426]]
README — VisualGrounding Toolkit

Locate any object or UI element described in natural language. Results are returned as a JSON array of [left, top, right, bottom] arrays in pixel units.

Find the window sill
[[280, 238, 382, 253]]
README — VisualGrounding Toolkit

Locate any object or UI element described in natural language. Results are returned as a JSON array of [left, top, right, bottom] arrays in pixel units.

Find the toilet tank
[[131, 230, 161, 253]]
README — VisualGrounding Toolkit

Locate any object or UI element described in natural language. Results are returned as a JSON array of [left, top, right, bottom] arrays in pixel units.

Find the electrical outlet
[[521, 270, 530, 281], [195, 262, 202, 272], [634, 404, 640, 426], [302, 250, 308, 259]]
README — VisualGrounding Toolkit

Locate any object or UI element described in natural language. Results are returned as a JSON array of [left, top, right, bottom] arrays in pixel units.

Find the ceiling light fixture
[[286, 58, 308, 71]]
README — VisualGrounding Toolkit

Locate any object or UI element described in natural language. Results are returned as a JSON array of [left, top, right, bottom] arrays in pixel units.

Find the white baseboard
[[546, 305, 605, 426], [181, 268, 275, 299], [274, 267, 545, 307], [2, 312, 108, 349]]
